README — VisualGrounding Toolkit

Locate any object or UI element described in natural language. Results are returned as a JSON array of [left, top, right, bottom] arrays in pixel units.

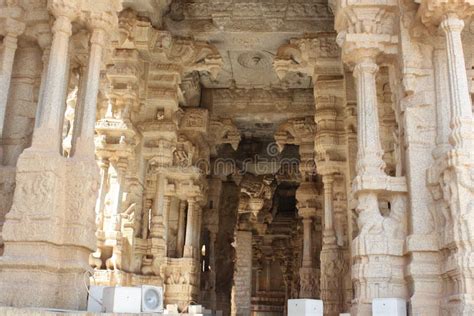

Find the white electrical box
[[86, 285, 106, 312], [102, 286, 142, 313], [372, 298, 407, 316], [288, 299, 323, 316]]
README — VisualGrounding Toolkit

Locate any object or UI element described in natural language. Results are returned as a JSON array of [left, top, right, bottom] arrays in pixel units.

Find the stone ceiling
[[126, 0, 333, 138], [163, 0, 334, 89]]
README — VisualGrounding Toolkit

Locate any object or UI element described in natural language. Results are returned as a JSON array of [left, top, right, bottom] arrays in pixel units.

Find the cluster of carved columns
[[0, 0, 121, 309]]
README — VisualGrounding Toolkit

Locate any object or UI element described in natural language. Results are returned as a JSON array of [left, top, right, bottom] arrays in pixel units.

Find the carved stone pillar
[[194, 204, 202, 255], [353, 58, 386, 179], [298, 207, 318, 299], [0, 19, 25, 152], [432, 47, 451, 157], [184, 199, 196, 258], [95, 159, 110, 228], [440, 15, 473, 154], [231, 230, 253, 316], [74, 26, 107, 156], [31, 10, 76, 150], [320, 173, 344, 316], [336, 48, 408, 316], [176, 200, 186, 258], [302, 217, 313, 268], [207, 230, 217, 309], [419, 3, 474, 313]]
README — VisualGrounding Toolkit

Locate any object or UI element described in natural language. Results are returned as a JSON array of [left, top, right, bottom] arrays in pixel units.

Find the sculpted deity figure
[[173, 135, 195, 167]]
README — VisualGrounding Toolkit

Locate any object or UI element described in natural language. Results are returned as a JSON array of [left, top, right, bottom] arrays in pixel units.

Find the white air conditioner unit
[[372, 298, 407, 316], [103, 286, 142, 313], [100, 285, 164, 313], [142, 285, 164, 313]]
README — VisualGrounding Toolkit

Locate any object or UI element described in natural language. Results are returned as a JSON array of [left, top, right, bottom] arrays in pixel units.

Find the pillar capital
[[97, 158, 110, 170], [418, 0, 474, 28], [299, 207, 317, 219], [51, 15, 73, 37], [90, 27, 107, 47], [47, 0, 80, 21], [3, 17, 26, 38], [439, 13, 465, 33], [321, 173, 336, 186], [353, 57, 379, 77]]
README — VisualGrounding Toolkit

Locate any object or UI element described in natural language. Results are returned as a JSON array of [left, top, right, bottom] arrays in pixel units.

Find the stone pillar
[[75, 26, 106, 156], [440, 15, 473, 154], [405, 44, 446, 315], [348, 54, 407, 315], [432, 47, 451, 157], [320, 173, 344, 316], [322, 175, 336, 245], [231, 230, 252, 316], [436, 12, 474, 314], [207, 230, 218, 310], [31, 11, 75, 151], [176, 200, 186, 257], [353, 58, 386, 178], [163, 195, 172, 254], [302, 217, 313, 268], [95, 158, 110, 228], [0, 44, 43, 252], [0, 20, 25, 153], [184, 199, 196, 258], [194, 204, 202, 256], [298, 207, 318, 299]]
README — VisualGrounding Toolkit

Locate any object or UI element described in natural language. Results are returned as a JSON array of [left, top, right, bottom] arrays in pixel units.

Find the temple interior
[[0, 0, 474, 315]]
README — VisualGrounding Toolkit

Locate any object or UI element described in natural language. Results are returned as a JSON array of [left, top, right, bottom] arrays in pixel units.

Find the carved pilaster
[[420, 2, 474, 314]]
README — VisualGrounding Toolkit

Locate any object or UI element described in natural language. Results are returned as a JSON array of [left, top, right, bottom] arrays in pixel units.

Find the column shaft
[[75, 28, 105, 156], [323, 175, 336, 245], [0, 35, 18, 142], [302, 218, 313, 267], [176, 200, 186, 257], [95, 159, 109, 231], [441, 15, 473, 153], [33, 15, 72, 150], [433, 48, 451, 156], [184, 200, 195, 258], [353, 59, 385, 177]]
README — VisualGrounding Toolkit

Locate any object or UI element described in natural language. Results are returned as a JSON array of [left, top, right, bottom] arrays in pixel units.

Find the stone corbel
[[208, 118, 241, 155], [273, 33, 341, 80]]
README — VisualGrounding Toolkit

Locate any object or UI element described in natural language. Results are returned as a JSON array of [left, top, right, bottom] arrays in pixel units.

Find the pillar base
[[299, 267, 320, 298], [0, 148, 98, 309], [0, 243, 90, 309], [163, 258, 200, 312]]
